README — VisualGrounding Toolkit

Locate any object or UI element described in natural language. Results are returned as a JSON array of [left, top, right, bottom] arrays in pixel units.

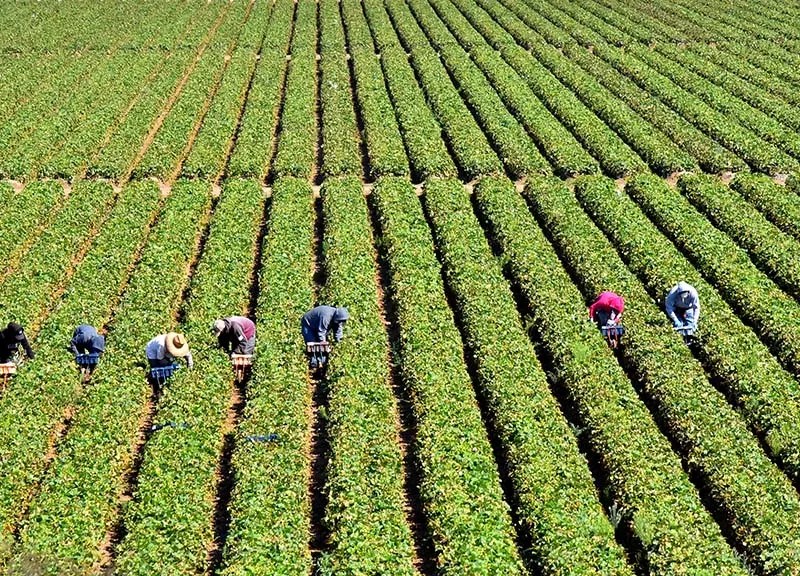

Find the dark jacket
[[0, 324, 34, 362], [301, 306, 349, 343], [217, 316, 256, 353], [69, 324, 106, 356]]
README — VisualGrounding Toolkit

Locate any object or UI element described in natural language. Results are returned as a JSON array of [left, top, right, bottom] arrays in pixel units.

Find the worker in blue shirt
[[300, 305, 350, 344], [69, 324, 106, 357]]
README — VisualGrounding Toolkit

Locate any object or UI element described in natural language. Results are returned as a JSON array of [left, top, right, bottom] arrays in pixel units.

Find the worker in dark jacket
[[0, 322, 34, 363], [301, 306, 349, 344], [212, 316, 256, 355], [69, 324, 106, 357]]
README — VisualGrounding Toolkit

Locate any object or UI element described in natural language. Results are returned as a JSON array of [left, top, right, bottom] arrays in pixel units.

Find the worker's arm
[[317, 319, 329, 343], [334, 322, 344, 342], [185, 351, 194, 369], [68, 338, 79, 356], [20, 334, 34, 359], [664, 291, 680, 326]]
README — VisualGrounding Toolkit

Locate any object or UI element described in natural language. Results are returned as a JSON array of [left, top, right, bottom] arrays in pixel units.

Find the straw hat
[[165, 332, 189, 357]]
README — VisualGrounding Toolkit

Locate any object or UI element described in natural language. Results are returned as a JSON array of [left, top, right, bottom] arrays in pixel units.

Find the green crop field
[[1, 0, 800, 573]]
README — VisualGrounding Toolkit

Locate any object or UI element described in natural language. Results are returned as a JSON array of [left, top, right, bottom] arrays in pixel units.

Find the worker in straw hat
[[212, 316, 256, 356], [145, 332, 193, 369]]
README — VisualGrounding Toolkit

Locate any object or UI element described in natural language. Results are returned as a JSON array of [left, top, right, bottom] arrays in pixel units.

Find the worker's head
[[165, 332, 190, 357], [333, 307, 349, 324], [212, 319, 226, 337], [90, 334, 106, 354], [6, 322, 24, 340]]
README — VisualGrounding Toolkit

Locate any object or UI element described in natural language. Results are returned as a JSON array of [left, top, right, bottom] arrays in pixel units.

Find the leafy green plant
[[0, 180, 116, 324], [0, 181, 161, 562], [0, 181, 63, 280], [419, 176, 629, 574], [679, 173, 800, 301], [341, 0, 410, 178], [361, 0, 457, 180], [271, 0, 318, 180], [225, 0, 295, 180], [10, 182, 211, 574], [526, 174, 800, 572], [318, 0, 362, 179], [219, 177, 314, 576], [373, 176, 525, 575], [315, 176, 417, 574], [112, 180, 264, 575], [472, 174, 746, 574], [576, 175, 800, 480], [384, 0, 504, 179], [404, 0, 549, 178]]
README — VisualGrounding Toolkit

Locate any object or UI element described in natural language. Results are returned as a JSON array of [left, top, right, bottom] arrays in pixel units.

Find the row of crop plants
[[41, 3, 218, 181], [109, 181, 265, 575], [422, 0, 693, 176], [500, 0, 800, 174], [360, 0, 457, 180], [574, 176, 800, 480], [0, 182, 117, 331], [318, 0, 362, 179], [317, 4, 419, 564], [471, 175, 747, 572], [435, 0, 647, 177], [0, 182, 64, 282], [0, 1, 190, 180], [731, 174, 800, 242], [179, 0, 274, 181], [314, 176, 418, 574], [85, 3, 233, 180], [381, 0, 507, 180], [225, 0, 296, 180], [390, 0, 548, 179], [459, 0, 743, 174], [131, 1, 252, 182], [270, 0, 318, 180], [576, 0, 800, 131], [7, 183, 212, 574], [624, 175, 800, 380], [367, 173, 530, 574], [524, 176, 800, 570], [402, 176, 633, 573], [0, 182, 161, 560], [339, 0, 410, 179], [218, 177, 315, 575]]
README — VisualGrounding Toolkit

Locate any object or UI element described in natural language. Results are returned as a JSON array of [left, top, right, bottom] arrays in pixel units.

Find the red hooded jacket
[[588, 291, 625, 323]]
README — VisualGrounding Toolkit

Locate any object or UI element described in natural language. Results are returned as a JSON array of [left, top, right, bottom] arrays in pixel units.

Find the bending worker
[[0, 322, 34, 364], [145, 332, 193, 369], [301, 305, 349, 344], [665, 281, 700, 331], [588, 291, 624, 329], [69, 324, 106, 357], [212, 316, 256, 355]]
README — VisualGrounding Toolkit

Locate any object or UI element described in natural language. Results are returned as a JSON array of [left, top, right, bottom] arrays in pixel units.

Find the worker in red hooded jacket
[[588, 291, 625, 330]]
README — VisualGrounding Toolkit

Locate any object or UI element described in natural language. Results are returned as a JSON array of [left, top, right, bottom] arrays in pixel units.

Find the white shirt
[[145, 334, 193, 367]]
